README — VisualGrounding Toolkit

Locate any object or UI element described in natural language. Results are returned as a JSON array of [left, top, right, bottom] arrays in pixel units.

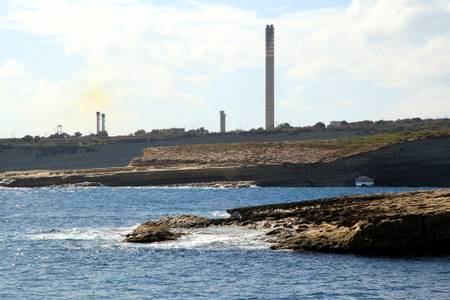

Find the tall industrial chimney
[[265, 24, 275, 130], [220, 111, 226, 133], [101, 113, 106, 132], [96, 111, 101, 134]]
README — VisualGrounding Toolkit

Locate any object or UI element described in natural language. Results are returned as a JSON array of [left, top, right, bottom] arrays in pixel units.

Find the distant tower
[[96, 111, 101, 134], [265, 24, 275, 130], [57, 125, 63, 135], [101, 113, 106, 132], [220, 111, 226, 133]]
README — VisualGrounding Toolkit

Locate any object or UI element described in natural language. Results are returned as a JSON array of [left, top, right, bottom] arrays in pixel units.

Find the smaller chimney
[[96, 112, 101, 134], [220, 111, 226, 133], [101, 113, 106, 132]]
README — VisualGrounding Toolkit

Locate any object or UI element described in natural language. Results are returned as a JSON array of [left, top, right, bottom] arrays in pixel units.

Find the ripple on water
[[2, 186, 449, 300]]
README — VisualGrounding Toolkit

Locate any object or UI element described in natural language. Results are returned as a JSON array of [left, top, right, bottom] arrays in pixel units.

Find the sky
[[0, 0, 449, 137]]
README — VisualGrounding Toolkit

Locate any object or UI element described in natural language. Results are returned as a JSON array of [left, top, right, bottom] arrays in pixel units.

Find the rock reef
[[125, 190, 450, 255], [124, 215, 212, 243]]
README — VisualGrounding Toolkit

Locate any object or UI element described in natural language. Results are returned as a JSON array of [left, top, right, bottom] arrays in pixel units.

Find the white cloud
[[0, 0, 449, 136], [389, 86, 450, 119], [279, 0, 450, 86], [275, 0, 450, 124]]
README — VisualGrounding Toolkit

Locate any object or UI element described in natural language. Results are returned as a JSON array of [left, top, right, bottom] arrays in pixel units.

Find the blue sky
[[0, 0, 449, 137]]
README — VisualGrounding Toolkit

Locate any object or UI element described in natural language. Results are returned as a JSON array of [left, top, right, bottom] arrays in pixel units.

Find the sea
[[1, 186, 449, 299]]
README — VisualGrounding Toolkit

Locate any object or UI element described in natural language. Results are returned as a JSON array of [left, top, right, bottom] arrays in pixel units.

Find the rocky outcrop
[[124, 228, 182, 243], [124, 215, 211, 243], [124, 190, 450, 255], [228, 189, 450, 255]]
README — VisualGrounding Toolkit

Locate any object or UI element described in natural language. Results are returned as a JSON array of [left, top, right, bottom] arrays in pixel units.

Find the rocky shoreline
[[124, 189, 450, 255], [1, 135, 450, 188]]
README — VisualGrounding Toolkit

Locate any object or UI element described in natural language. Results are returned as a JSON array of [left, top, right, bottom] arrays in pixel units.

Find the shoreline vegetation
[[1, 130, 450, 188], [2, 118, 450, 147], [124, 189, 450, 256]]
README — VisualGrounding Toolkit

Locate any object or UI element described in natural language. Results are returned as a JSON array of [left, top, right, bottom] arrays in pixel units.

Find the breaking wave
[[28, 226, 269, 251], [28, 226, 134, 242], [140, 227, 269, 251]]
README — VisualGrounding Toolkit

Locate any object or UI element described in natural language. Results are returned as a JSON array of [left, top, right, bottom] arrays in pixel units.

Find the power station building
[[220, 110, 226, 133], [96, 111, 101, 134], [96, 111, 107, 135], [265, 24, 275, 130], [101, 113, 106, 133]]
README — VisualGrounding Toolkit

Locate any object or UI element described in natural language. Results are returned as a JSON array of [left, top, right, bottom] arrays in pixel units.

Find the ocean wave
[[28, 225, 269, 251], [28, 223, 269, 250], [28, 226, 135, 241], [134, 227, 269, 251]]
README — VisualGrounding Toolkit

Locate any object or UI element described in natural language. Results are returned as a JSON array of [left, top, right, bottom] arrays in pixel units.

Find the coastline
[[2, 135, 450, 188], [124, 189, 450, 255]]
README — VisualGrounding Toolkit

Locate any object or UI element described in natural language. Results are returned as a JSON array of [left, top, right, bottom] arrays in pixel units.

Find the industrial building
[[220, 111, 226, 133], [96, 111, 101, 134], [101, 113, 106, 133], [96, 111, 107, 135], [265, 24, 275, 130]]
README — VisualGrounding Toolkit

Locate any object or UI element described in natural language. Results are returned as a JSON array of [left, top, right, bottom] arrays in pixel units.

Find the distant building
[[329, 121, 346, 128], [265, 24, 275, 130], [220, 111, 226, 133], [101, 113, 106, 133], [355, 176, 375, 187], [96, 112, 101, 134], [152, 128, 185, 135], [167, 128, 185, 135], [96, 111, 108, 136]]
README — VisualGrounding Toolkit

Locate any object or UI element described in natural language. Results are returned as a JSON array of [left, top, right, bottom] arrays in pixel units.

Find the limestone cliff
[[1, 135, 450, 187]]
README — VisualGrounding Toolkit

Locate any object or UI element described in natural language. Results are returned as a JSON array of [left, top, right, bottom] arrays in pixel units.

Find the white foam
[[28, 225, 269, 251], [29, 226, 135, 241], [120, 184, 260, 190], [210, 210, 230, 218], [139, 227, 269, 251]]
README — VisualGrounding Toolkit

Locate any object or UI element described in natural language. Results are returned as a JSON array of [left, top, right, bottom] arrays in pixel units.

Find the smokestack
[[101, 113, 106, 132], [265, 24, 275, 130], [220, 111, 226, 133], [96, 111, 101, 134]]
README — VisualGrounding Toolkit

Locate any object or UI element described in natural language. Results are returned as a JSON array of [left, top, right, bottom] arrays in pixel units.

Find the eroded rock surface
[[229, 189, 450, 254], [123, 215, 211, 243]]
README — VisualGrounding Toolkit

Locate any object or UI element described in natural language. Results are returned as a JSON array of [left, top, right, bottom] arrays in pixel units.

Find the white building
[[329, 121, 346, 128]]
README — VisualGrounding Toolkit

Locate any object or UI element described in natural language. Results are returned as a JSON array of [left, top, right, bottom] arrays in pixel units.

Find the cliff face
[[0, 142, 148, 172], [0, 130, 362, 172], [263, 135, 450, 187], [1, 136, 450, 188]]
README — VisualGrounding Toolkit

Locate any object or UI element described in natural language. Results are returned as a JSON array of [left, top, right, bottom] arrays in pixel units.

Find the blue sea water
[[1, 186, 449, 299]]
